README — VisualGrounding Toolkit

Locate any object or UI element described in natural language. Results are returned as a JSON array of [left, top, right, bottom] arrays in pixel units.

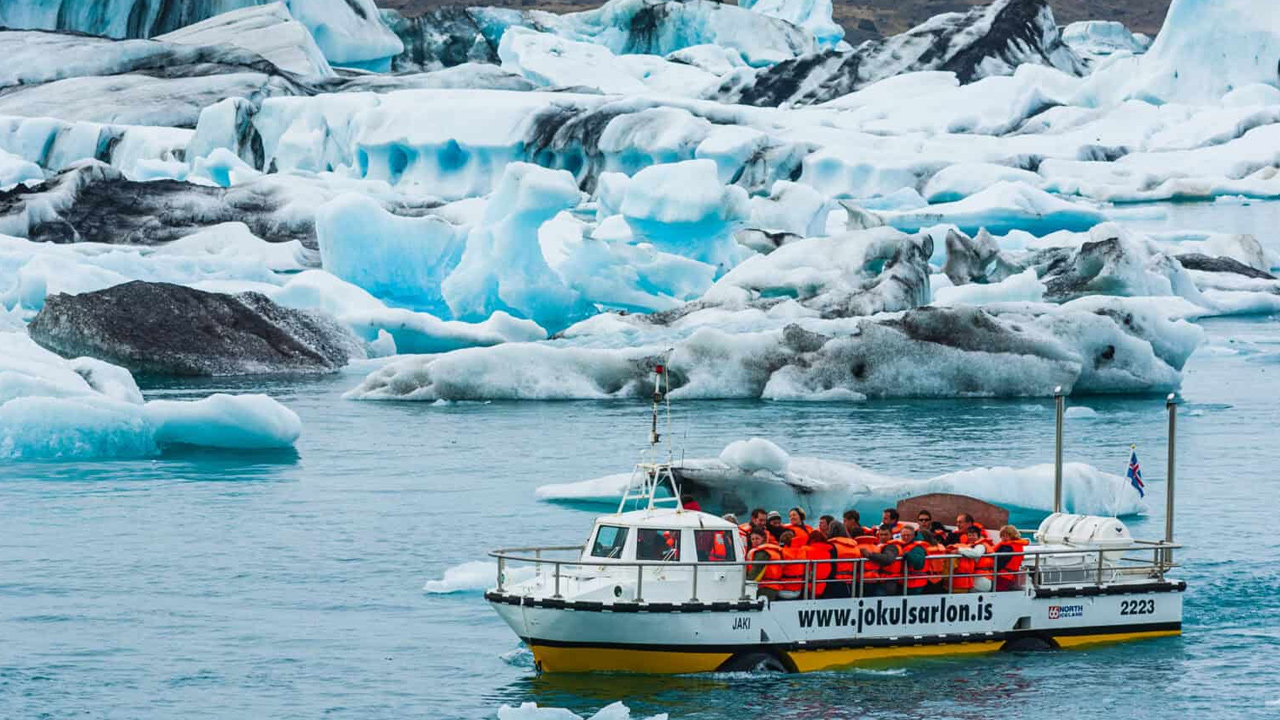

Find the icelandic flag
[[1126, 447, 1145, 498]]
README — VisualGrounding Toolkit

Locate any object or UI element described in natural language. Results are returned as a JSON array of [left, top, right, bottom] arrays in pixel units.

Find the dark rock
[[28, 281, 360, 376], [1175, 253, 1277, 280]]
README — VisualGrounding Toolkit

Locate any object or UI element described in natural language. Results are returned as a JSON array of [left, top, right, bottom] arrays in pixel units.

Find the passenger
[[843, 509, 871, 538], [826, 521, 857, 598], [993, 525, 1031, 591], [898, 526, 931, 595], [951, 525, 993, 593], [881, 508, 904, 534], [860, 525, 903, 597], [785, 507, 813, 545], [748, 531, 784, 601], [817, 515, 836, 536], [681, 495, 702, 512], [803, 530, 835, 599], [723, 513, 739, 526], [765, 511, 786, 543], [739, 507, 768, 541], [939, 513, 976, 545], [914, 510, 935, 543], [921, 531, 949, 595], [777, 530, 805, 600]]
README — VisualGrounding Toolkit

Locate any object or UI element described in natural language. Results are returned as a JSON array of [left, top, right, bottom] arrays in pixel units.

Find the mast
[[618, 362, 680, 514], [1165, 393, 1178, 568], [1053, 386, 1065, 515]]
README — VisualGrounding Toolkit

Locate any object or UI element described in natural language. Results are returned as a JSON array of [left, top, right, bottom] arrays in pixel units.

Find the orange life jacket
[[783, 523, 812, 547], [900, 540, 931, 588], [803, 541, 834, 597], [924, 544, 948, 584], [994, 537, 1030, 583], [709, 532, 728, 561], [738, 523, 752, 540], [779, 545, 806, 591], [752, 544, 786, 590], [948, 544, 976, 590], [865, 540, 903, 582], [854, 535, 879, 546], [973, 539, 997, 580], [830, 537, 859, 581]]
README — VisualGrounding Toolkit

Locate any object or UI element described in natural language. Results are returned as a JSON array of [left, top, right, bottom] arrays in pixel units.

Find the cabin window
[[635, 529, 681, 562], [695, 530, 737, 563], [590, 525, 629, 559]]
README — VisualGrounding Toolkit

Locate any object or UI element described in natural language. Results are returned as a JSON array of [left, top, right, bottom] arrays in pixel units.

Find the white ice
[[0, 333, 302, 458], [740, 0, 843, 49], [156, 3, 336, 78], [537, 439, 1146, 517]]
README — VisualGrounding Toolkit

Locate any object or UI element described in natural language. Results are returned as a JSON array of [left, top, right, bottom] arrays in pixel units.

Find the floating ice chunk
[[424, 560, 533, 594], [342, 308, 547, 354], [498, 27, 719, 96], [317, 193, 465, 313], [0, 148, 42, 190], [922, 163, 1044, 204], [442, 163, 589, 331], [542, 440, 1146, 517], [748, 181, 831, 237], [879, 182, 1108, 236], [279, 0, 404, 70], [1061, 21, 1151, 64], [933, 268, 1045, 306], [1081, 0, 1280, 105], [703, 227, 930, 317], [145, 394, 301, 450], [740, 0, 844, 49], [598, 108, 713, 176], [618, 159, 749, 270], [156, 3, 336, 78], [542, 213, 716, 313], [154, 223, 308, 273], [1064, 406, 1098, 419], [188, 148, 261, 188], [694, 125, 768, 185], [666, 44, 748, 76], [0, 332, 302, 458], [719, 437, 790, 474]]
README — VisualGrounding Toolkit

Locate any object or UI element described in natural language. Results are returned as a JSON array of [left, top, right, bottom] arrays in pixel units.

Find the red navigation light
[[654, 364, 665, 374]]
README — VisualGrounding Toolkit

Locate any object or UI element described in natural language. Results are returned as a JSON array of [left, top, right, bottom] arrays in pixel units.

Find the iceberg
[[1081, 0, 1280, 106], [497, 701, 665, 720], [0, 332, 302, 458], [875, 182, 1109, 236], [441, 163, 591, 331], [155, 3, 336, 79], [537, 438, 1146, 517], [740, 0, 843, 49], [615, 159, 750, 270], [0, 0, 403, 71], [347, 299, 1200, 402], [1060, 21, 1151, 65]]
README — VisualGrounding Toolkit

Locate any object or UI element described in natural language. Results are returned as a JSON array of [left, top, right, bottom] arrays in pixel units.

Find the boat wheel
[[720, 652, 791, 673]]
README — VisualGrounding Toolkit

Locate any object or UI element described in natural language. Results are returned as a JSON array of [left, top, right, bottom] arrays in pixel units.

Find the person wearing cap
[[843, 509, 871, 538], [765, 511, 786, 543]]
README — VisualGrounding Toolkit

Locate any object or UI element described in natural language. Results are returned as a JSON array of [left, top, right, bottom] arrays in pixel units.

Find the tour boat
[[485, 369, 1184, 674]]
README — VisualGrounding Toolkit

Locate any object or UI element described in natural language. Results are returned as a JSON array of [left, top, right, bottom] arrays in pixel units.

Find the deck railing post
[[636, 564, 644, 603], [1095, 549, 1105, 586], [553, 562, 562, 599], [691, 564, 699, 602], [740, 561, 750, 600], [497, 556, 506, 593], [902, 555, 909, 596], [946, 556, 954, 594], [856, 559, 864, 598]]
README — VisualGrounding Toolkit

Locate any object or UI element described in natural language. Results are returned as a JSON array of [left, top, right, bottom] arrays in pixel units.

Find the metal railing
[[489, 541, 1181, 603]]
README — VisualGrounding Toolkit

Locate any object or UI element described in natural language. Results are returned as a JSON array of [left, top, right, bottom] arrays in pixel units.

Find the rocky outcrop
[[28, 281, 361, 376], [710, 0, 1086, 107]]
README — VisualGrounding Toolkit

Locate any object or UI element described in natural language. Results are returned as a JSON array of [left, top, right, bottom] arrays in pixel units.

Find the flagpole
[[1053, 387, 1064, 515]]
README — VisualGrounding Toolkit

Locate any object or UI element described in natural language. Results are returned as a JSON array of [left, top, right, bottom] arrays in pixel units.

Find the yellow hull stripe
[[529, 628, 1181, 674], [530, 646, 733, 674]]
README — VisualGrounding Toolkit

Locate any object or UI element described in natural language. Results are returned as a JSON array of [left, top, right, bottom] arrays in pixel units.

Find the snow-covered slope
[[712, 0, 1085, 107]]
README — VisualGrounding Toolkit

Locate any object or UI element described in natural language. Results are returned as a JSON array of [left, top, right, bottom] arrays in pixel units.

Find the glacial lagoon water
[[3, 204, 1280, 719]]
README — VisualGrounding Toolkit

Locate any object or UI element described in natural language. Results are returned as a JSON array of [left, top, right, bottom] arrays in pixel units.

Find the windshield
[[635, 528, 681, 561], [590, 525, 628, 559]]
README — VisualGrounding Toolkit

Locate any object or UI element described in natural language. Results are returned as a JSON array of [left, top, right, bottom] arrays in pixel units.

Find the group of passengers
[[725, 506, 1030, 601]]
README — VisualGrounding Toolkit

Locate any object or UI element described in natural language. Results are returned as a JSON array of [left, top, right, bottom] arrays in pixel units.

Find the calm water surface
[[2, 203, 1279, 719]]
